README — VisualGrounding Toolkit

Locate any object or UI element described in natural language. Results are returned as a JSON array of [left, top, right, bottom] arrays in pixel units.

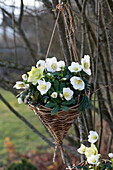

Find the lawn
[[0, 88, 49, 161]]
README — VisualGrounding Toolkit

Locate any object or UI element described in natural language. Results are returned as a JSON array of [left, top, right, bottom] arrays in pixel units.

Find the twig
[[80, 0, 87, 59], [93, 0, 100, 130], [0, 60, 30, 71], [1, 7, 37, 63], [107, 133, 113, 154], [18, 0, 24, 24]]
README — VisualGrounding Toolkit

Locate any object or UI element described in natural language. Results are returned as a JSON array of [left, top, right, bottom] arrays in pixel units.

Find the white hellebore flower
[[37, 80, 51, 95], [13, 81, 29, 89], [70, 76, 85, 90], [46, 57, 58, 72], [22, 74, 28, 81], [108, 153, 113, 159], [18, 97, 23, 104], [63, 87, 73, 101], [68, 62, 82, 73], [51, 92, 58, 98], [57, 61, 65, 71], [81, 55, 91, 75], [36, 60, 45, 68], [88, 131, 98, 144], [87, 154, 100, 165], [77, 144, 86, 154]]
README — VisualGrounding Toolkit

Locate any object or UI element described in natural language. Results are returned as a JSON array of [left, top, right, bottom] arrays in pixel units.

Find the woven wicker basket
[[29, 104, 80, 163]]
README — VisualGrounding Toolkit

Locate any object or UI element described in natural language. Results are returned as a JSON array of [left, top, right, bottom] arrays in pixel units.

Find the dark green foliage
[[45, 102, 57, 108], [61, 105, 69, 111], [54, 80, 59, 91], [16, 64, 91, 116], [62, 99, 76, 106], [7, 159, 37, 170], [51, 105, 59, 115], [79, 95, 92, 112], [76, 166, 88, 170]]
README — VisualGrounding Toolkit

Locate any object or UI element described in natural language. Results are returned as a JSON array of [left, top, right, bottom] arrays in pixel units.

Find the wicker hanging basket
[[29, 104, 80, 163]]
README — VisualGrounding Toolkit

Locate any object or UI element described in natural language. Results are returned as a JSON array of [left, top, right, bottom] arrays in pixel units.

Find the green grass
[[0, 88, 49, 161]]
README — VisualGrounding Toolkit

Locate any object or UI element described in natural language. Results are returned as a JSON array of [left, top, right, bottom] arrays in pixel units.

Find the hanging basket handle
[[45, 3, 63, 61], [45, 1, 79, 63]]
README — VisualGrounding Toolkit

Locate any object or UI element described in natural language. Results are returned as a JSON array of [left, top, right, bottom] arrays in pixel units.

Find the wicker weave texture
[[29, 104, 80, 145]]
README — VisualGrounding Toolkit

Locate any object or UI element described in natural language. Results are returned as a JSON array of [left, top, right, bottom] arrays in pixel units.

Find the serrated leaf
[[54, 80, 59, 91], [51, 105, 59, 115], [79, 95, 92, 112], [60, 83, 65, 91], [61, 105, 69, 112], [34, 103, 40, 107], [45, 102, 57, 108], [62, 99, 75, 106], [53, 72, 60, 76]]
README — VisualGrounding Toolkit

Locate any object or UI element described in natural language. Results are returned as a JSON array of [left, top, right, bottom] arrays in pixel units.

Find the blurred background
[[0, 0, 113, 169]]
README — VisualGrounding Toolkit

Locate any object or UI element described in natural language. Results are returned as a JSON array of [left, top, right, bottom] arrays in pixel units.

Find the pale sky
[[0, 0, 43, 24]]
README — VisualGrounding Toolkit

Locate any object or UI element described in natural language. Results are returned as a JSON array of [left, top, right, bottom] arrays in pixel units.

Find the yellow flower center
[[19, 84, 25, 88], [92, 158, 96, 163], [74, 67, 78, 71], [92, 135, 97, 140], [40, 84, 47, 91], [84, 62, 89, 69], [64, 92, 70, 98], [74, 79, 82, 85], [51, 63, 57, 70]]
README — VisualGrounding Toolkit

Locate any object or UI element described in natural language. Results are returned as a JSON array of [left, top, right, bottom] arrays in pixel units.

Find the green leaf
[[62, 99, 76, 106], [79, 95, 92, 112], [45, 102, 57, 108], [28, 101, 36, 104], [60, 83, 65, 91], [61, 105, 69, 112], [34, 103, 40, 107], [53, 72, 60, 76], [54, 80, 59, 91], [51, 105, 59, 115]]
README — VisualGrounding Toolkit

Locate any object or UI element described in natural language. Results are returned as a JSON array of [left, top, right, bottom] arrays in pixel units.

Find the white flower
[[70, 76, 85, 90], [18, 97, 23, 104], [68, 62, 82, 73], [37, 80, 51, 95], [85, 144, 98, 158], [77, 144, 86, 154], [87, 154, 100, 165], [57, 60, 65, 71], [13, 81, 29, 89], [81, 55, 91, 75], [51, 92, 58, 98], [36, 60, 45, 67], [108, 153, 113, 159], [59, 93, 63, 98], [46, 57, 58, 72], [88, 131, 98, 144], [22, 74, 28, 81], [63, 87, 73, 101]]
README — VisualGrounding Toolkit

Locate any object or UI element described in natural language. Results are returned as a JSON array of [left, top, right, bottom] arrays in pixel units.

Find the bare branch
[[1, 7, 37, 63], [18, 0, 24, 24]]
